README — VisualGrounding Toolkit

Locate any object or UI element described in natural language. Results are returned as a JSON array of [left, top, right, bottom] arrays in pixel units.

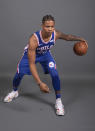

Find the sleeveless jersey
[[24, 30, 55, 56]]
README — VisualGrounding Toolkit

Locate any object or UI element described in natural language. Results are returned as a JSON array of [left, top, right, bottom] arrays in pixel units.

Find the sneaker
[[4, 90, 19, 102], [55, 98, 65, 116]]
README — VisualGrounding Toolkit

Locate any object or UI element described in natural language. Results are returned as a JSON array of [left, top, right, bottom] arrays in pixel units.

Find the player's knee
[[48, 61, 59, 78]]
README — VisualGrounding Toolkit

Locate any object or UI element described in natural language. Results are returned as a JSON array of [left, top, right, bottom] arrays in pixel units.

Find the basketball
[[73, 41, 88, 56]]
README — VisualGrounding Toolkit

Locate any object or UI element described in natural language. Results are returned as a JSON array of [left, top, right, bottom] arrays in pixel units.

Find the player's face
[[42, 20, 55, 35]]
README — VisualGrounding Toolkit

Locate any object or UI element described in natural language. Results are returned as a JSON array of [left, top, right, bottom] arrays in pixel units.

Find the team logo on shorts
[[49, 62, 54, 68]]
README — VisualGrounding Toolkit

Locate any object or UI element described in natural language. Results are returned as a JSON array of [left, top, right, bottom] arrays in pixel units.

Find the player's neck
[[41, 30, 51, 39]]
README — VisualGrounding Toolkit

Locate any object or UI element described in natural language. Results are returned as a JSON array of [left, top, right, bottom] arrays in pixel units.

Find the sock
[[56, 94, 61, 99], [13, 87, 18, 91]]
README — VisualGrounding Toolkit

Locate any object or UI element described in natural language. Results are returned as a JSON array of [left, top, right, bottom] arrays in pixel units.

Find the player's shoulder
[[28, 34, 38, 49], [55, 30, 62, 35], [55, 30, 62, 40], [29, 33, 37, 41], [30, 30, 40, 40]]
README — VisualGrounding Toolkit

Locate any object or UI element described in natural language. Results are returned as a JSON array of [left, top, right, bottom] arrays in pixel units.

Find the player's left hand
[[80, 39, 88, 48]]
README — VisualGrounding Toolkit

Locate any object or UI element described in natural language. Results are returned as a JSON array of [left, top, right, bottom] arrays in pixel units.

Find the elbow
[[66, 35, 71, 41]]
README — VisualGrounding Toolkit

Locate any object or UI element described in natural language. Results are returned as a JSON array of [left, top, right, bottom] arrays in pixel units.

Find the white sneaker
[[4, 90, 19, 102], [55, 98, 65, 116]]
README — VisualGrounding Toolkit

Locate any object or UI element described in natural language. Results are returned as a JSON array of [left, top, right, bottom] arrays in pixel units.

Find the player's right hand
[[39, 82, 50, 93]]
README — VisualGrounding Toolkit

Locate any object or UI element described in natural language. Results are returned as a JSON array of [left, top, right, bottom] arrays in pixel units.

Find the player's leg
[[49, 63, 61, 97], [4, 72, 24, 102], [4, 51, 31, 102], [13, 72, 24, 91], [40, 53, 64, 116], [48, 61, 64, 115], [41, 52, 65, 115]]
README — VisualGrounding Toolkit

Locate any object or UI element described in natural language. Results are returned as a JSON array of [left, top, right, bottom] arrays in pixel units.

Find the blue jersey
[[17, 30, 56, 74], [24, 30, 55, 55]]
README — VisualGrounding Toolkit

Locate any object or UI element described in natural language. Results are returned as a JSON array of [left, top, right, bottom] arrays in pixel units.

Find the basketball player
[[4, 15, 87, 116]]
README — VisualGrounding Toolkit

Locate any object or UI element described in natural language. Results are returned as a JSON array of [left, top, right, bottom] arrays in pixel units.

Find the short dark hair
[[42, 15, 55, 24]]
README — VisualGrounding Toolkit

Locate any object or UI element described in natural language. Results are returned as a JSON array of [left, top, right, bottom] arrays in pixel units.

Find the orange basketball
[[73, 41, 88, 56]]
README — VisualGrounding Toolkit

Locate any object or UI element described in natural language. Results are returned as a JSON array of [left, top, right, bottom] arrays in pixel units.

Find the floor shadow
[[61, 79, 87, 107], [0, 77, 13, 101], [0, 101, 29, 113], [21, 92, 55, 111]]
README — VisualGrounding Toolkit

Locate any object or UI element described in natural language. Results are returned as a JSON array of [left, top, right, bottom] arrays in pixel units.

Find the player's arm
[[55, 30, 86, 42], [28, 35, 41, 84], [28, 35, 49, 93]]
